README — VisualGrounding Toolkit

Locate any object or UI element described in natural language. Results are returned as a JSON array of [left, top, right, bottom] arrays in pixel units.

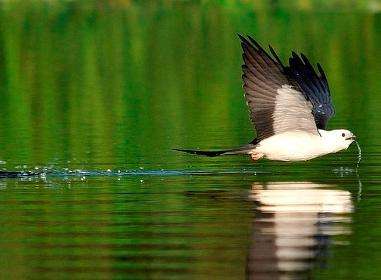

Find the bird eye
[[342, 133, 346, 137]]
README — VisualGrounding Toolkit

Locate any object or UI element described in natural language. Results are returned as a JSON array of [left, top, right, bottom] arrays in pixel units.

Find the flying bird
[[175, 35, 356, 162]]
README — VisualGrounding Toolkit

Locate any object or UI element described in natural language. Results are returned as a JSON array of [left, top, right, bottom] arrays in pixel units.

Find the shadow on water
[[182, 174, 360, 279], [0, 171, 38, 178], [246, 181, 353, 280], [184, 176, 359, 279]]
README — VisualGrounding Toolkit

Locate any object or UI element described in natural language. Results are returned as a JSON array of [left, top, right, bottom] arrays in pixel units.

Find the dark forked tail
[[173, 144, 255, 157]]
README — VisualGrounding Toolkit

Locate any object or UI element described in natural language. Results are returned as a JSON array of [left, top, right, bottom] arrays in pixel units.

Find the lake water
[[0, 1, 380, 279]]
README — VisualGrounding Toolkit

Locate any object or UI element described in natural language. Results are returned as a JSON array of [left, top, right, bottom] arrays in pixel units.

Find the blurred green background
[[0, 0, 379, 169], [0, 1, 380, 279]]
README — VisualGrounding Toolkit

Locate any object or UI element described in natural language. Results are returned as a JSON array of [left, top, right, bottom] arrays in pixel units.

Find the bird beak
[[346, 135, 356, 140]]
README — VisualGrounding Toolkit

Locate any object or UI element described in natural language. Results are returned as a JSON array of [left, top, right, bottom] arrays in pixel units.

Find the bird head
[[320, 129, 356, 152]]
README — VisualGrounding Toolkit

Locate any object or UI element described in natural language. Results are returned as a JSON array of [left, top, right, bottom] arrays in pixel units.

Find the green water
[[0, 1, 380, 279]]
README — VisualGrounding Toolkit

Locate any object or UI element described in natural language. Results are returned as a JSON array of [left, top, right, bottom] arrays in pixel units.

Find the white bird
[[175, 35, 356, 162]]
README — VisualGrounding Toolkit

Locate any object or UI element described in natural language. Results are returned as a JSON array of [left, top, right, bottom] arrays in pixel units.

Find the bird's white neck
[[318, 129, 349, 154]]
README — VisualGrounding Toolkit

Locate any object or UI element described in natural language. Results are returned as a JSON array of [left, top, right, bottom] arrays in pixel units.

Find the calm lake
[[0, 1, 380, 279]]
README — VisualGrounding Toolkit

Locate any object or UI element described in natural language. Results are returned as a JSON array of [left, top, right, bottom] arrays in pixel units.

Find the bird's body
[[175, 35, 356, 162], [251, 129, 352, 161]]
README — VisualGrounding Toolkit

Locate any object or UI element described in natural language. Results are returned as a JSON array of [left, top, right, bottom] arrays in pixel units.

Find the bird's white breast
[[254, 131, 329, 161]]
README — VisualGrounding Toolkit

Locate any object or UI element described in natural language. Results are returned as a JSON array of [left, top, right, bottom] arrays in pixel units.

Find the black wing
[[239, 35, 319, 141], [285, 52, 335, 129]]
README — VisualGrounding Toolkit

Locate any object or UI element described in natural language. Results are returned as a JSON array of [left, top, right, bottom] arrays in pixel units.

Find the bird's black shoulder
[[238, 34, 334, 137], [284, 52, 335, 129]]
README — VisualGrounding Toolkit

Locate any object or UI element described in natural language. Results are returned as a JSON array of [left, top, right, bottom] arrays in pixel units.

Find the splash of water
[[354, 140, 362, 169], [354, 140, 362, 201]]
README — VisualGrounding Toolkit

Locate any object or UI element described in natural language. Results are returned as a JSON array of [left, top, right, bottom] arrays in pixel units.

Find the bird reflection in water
[[247, 182, 353, 279]]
